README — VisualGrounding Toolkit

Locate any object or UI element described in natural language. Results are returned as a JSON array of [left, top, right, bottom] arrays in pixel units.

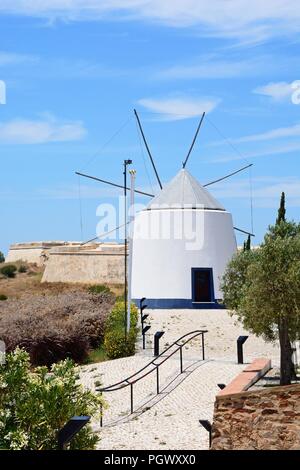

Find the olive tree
[[221, 220, 300, 385]]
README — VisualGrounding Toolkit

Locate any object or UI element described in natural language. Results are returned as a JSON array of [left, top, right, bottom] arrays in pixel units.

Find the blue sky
[[0, 1, 300, 255]]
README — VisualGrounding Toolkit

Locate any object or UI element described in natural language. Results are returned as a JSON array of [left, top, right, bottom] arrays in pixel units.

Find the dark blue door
[[192, 268, 214, 302]]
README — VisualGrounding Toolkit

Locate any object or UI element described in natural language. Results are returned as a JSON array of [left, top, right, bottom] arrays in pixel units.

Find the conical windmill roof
[[147, 169, 225, 211]]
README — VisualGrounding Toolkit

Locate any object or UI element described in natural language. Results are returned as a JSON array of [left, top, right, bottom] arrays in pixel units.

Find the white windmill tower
[[131, 167, 237, 308], [131, 110, 253, 309], [76, 110, 254, 310]]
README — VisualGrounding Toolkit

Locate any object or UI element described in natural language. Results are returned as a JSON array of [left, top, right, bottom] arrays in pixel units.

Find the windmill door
[[192, 268, 214, 303]]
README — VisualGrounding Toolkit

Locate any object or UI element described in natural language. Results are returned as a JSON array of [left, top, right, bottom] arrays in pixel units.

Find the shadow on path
[[98, 358, 211, 429]]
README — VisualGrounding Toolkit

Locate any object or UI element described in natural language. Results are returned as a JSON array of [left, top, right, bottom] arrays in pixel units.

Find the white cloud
[[211, 176, 300, 207], [213, 123, 300, 145], [0, 114, 87, 144], [137, 96, 219, 120], [32, 58, 128, 80], [253, 81, 295, 101], [213, 141, 300, 163], [0, 51, 38, 66], [157, 57, 266, 80], [1, 52, 276, 82], [1, 1, 300, 42], [0, 52, 125, 80]]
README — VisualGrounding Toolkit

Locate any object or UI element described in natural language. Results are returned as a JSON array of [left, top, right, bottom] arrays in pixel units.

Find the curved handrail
[[97, 329, 207, 393]]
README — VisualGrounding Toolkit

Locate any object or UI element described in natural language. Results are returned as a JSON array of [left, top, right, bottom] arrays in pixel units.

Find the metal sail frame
[[77, 109, 255, 241], [233, 227, 255, 237], [76, 166, 255, 241], [75, 171, 154, 198], [134, 109, 163, 190], [203, 164, 253, 188], [182, 112, 206, 169]]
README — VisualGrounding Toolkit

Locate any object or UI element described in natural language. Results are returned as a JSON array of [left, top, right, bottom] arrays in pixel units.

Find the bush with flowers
[[0, 348, 105, 450]]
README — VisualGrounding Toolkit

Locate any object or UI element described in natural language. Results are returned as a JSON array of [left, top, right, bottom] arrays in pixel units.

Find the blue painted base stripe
[[132, 298, 225, 309]]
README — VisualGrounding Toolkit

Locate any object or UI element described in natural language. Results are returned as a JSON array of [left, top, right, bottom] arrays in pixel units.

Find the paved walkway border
[[217, 358, 272, 396]]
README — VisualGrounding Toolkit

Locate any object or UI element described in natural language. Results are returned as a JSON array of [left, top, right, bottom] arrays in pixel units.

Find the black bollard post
[[139, 298, 147, 322], [154, 331, 165, 356], [199, 420, 212, 448], [142, 325, 151, 350], [58, 416, 90, 450], [237, 335, 249, 364], [217, 383, 226, 390]]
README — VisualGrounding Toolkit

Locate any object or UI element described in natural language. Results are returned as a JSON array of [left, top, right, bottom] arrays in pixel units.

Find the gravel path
[[138, 309, 280, 365], [80, 309, 280, 450]]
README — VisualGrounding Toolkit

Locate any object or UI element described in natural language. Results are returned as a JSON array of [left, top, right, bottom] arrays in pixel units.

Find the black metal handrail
[[97, 329, 208, 426]]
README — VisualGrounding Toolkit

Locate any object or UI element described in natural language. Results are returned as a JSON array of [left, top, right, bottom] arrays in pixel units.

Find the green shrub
[[88, 284, 111, 295], [104, 301, 139, 360], [18, 265, 27, 273], [0, 294, 7, 301], [0, 265, 17, 278], [104, 327, 137, 360], [0, 348, 106, 450], [85, 344, 107, 364], [0, 251, 4, 263], [105, 301, 138, 330], [115, 293, 125, 302]]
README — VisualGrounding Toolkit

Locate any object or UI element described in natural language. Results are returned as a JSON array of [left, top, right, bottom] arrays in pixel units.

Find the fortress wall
[[6, 247, 46, 266], [6, 242, 68, 266], [42, 245, 125, 284]]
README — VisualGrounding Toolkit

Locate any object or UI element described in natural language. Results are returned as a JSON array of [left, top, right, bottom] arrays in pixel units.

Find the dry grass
[[0, 261, 124, 299], [0, 262, 85, 299], [0, 262, 120, 366], [0, 289, 115, 366]]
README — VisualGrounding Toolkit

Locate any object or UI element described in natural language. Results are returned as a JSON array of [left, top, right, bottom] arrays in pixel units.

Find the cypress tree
[[245, 235, 251, 251], [274, 191, 296, 380], [276, 192, 286, 225]]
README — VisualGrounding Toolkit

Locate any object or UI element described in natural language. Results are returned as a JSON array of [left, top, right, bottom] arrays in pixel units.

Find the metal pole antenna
[[127, 169, 136, 334], [124, 159, 132, 341]]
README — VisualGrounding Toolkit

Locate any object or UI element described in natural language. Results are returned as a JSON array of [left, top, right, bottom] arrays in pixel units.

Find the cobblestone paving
[[80, 309, 280, 450]]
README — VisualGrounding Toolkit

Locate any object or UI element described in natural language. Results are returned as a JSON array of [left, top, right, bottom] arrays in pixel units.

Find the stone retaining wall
[[42, 244, 125, 284], [6, 242, 125, 285], [211, 384, 300, 450], [6, 241, 70, 266]]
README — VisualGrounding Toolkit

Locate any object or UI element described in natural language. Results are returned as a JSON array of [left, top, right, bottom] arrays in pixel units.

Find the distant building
[[6, 241, 69, 266], [6, 241, 125, 285]]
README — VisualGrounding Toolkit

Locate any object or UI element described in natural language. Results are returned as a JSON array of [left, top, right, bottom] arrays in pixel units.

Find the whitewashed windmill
[[76, 110, 254, 309]]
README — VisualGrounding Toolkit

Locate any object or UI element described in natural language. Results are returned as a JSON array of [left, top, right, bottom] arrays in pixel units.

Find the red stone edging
[[217, 358, 271, 397]]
